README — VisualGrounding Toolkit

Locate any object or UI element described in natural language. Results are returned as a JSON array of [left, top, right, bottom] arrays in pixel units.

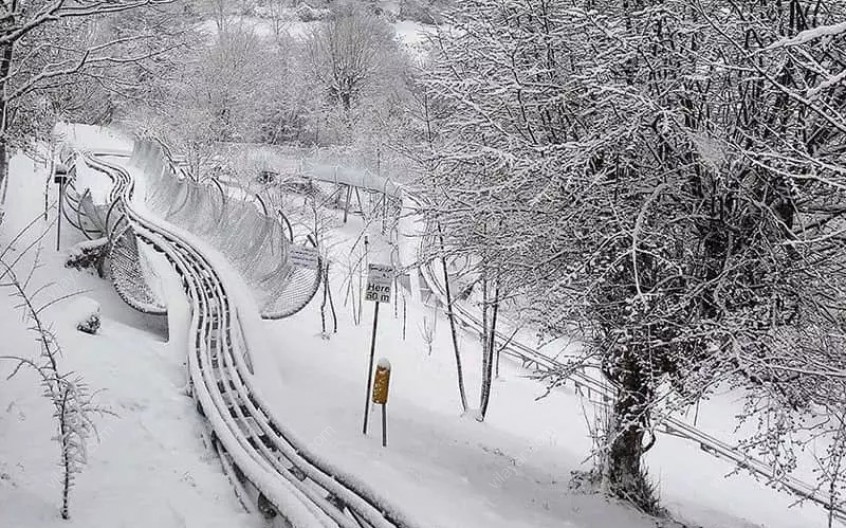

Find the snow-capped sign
[[289, 245, 319, 270], [365, 263, 394, 303]]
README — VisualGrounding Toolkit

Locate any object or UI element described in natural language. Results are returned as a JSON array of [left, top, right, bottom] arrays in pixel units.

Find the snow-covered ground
[[252, 201, 831, 528], [0, 146, 257, 528], [0, 124, 835, 528]]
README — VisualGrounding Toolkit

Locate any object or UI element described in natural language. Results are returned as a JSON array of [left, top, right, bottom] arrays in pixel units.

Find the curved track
[[64, 140, 842, 524], [211, 153, 845, 522], [60, 154, 167, 315], [72, 148, 419, 528]]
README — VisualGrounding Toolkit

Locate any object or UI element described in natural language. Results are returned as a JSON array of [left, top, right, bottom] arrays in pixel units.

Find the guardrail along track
[[76, 150, 418, 528], [60, 154, 166, 315]]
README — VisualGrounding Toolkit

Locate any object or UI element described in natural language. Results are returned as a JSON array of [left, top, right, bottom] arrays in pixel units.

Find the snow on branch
[[765, 22, 846, 51], [0, 221, 109, 520]]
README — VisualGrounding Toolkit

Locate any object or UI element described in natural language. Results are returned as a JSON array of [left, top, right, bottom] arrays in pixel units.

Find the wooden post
[[343, 185, 352, 224]]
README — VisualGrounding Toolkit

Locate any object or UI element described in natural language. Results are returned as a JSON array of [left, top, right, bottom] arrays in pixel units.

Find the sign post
[[54, 162, 69, 251], [362, 263, 393, 435], [371, 359, 391, 447]]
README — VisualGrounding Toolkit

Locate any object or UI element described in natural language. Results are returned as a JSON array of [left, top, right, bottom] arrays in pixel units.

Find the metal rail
[[75, 150, 420, 528]]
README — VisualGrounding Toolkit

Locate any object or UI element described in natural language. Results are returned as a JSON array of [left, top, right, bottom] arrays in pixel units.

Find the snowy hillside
[[4, 1, 846, 527]]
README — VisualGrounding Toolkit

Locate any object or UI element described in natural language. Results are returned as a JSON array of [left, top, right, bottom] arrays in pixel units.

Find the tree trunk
[[0, 138, 8, 207], [478, 265, 489, 421], [603, 349, 656, 512], [0, 40, 13, 203], [320, 262, 328, 335], [437, 223, 468, 413], [479, 275, 499, 420]]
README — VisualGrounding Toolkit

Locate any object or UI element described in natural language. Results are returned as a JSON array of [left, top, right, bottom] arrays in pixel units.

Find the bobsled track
[[59, 138, 844, 525], [63, 144, 419, 528]]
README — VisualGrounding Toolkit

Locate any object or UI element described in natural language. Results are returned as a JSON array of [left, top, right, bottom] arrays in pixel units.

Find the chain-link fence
[[62, 156, 167, 315], [131, 141, 321, 319]]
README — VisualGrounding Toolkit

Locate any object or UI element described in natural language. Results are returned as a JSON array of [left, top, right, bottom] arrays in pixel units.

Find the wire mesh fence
[[62, 158, 166, 315], [131, 141, 321, 318], [109, 224, 167, 315]]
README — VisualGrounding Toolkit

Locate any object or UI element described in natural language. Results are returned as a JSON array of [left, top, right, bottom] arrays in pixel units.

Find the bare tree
[[0, 0, 171, 196], [306, 4, 396, 112], [141, 23, 272, 180], [423, 0, 846, 512]]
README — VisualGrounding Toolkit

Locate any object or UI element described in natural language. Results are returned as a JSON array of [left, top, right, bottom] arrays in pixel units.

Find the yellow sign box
[[371, 359, 391, 404]]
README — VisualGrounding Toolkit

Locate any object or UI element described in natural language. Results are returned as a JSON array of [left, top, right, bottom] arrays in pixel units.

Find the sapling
[[0, 222, 108, 520]]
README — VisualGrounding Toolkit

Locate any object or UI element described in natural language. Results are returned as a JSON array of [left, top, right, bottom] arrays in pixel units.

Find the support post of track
[[343, 185, 352, 224]]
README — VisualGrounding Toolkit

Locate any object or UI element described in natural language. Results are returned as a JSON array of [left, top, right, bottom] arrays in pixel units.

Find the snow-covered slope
[[253, 204, 830, 528], [1, 123, 832, 528], [0, 152, 257, 527]]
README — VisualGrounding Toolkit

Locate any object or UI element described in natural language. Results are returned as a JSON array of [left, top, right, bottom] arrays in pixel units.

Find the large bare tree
[[306, 4, 396, 112], [424, 0, 846, 512]]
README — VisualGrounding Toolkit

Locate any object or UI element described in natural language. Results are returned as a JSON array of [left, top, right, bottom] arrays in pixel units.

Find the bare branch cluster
[[0, 218, 109, 519], [420, 0, 846, 511]]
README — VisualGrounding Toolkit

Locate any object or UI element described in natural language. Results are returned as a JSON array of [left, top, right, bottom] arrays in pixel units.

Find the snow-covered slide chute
[[87, 143, 424, 528], [132, 140, 322, 319], [59, 150, 167, 316]]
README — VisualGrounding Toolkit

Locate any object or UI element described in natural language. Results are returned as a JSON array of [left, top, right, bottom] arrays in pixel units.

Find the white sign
[[366, 263, 394, 303], [289, 245, 319, 270]]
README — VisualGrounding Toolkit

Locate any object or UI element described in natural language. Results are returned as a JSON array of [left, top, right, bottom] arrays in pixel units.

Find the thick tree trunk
[[604, 349, 657, 512]]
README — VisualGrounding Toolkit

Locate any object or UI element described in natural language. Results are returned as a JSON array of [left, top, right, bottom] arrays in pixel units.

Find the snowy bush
[[0, 245, 108, 520], [65, 238, 108, 278], [73, 298, 101, 335]]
